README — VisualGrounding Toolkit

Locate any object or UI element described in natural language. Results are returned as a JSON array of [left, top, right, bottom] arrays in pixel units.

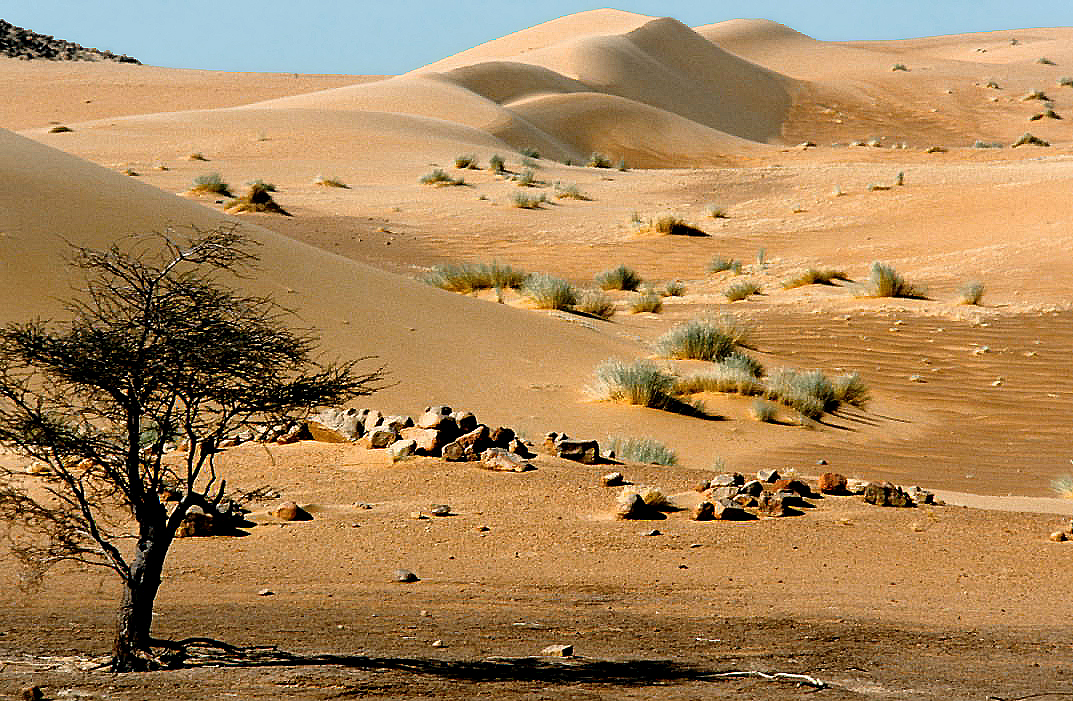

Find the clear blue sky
[[3, 1, 1070, 75]]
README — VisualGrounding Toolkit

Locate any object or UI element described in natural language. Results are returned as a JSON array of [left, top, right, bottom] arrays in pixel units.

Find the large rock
[[451, 411, 477, 433], [310, 407, 365, 441], [544, 432, 600, 464], [418, 405, 454, 430], [272, 501, 311, 521], [480, 447, 534, 472], [381, 415, 414, 433], [359, 409, 383, 431], [400, 427, 445, 455], [712, 499, 754, 520], [442, 425, 491, 462], [176, 509, 215, 537], [693, 501, 716, 521], [364, 428, 398, 449], [710, 472, 745, 488], [757, 469, 780, 483], [275, 422, 312, 444], [757, 492, 791, 517], [864, 481, 915, 507], [739, 480, 764, 497], [489, 426, 516, 448], [389, 439, 417, 461], [818, 472, 849, 494], [615, 493, 648, 520], [774, 478, 814, 498]]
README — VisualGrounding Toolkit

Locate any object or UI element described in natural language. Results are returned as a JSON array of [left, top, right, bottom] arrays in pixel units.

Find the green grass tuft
[[190, 172, 232, 197], [782, 268, 850, 289], [588, 152, 612, 168], [706, 204, 729, 219], [422, 262, 528, 293], [575, 289, 616, 319], [554, 183, 591, 200], [662, 280, 685, 297], [832, 372, 869, 408], [511, 191, 547, 209], [420, 168, 465, 186], [607, 436, 677, 466], [593, 360, 676, 408], [725, 280, 761, 301], [749, 399, 778, 423], [454, 154, 479, 169], [657, 315, 749, 361], [227, 182, 290, 215], [314, 175, 349, 188], [629, 291, 663, 313], [523, 274, 576, 310], [857, 262, 925, 299], [595, 264, 642, 291], [708, 257, 742, 274], [489, 154, 506, 173]]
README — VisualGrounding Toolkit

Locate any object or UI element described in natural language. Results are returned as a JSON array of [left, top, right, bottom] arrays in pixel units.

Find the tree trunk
[[111, 536, 168, 672]]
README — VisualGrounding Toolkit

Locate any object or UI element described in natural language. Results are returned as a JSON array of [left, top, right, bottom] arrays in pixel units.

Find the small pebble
[[395, 569, 420, 583], [642, 529, 662, 536], [431, 639, 445, 648], [257, 588, 274, 596], [430, 504, 451, 516]]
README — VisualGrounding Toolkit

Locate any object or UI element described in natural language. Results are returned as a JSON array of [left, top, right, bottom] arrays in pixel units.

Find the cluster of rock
[[1048, 520, 1073, 543], [298, 405, 537, 472], [175, 499, 250, 537], [0, 20, 140, 63]]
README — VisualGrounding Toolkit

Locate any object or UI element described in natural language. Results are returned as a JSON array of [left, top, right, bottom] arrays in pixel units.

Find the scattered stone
[[693, 501, 716, 521], [601, 471, 625, 487], [541, 644, 574, 657], [388, 438, 417, 461], [710, 486, 740, 501], [846, 478, 869, 495], [410, 511, 428, 520], [489, 426, 516, 447], [451, 411, 477, 433], [905, 486, 935, 505], [273, 501, 311, 521], [1049, 531, 1068, 542], [818, 472, 849, 494], [615, 493, 648, 520], [544, 432, 601, 464], [365, 428, 399, 449], [480, 447, 535, 472], [309, 407, 365, 441], [430, 504, 451, 516], [757, 469, 780, 483], [360, 409, 384, 431], [257, 588, 274, 596], [816, 459, 828, 466], [418, 405, 454, 430], [276, 422, 313, 444], [443, 425, 491, 461], [757, 492, 791, 517], [641, 528, 662, 536], [864, 482, 915, 508], [732, 494, 758, 508], [400, 427, 445, 455], [175, 509, 215, 537], [508, 438, 535, 457], [710, 472, 745, 488], [381, 415, 415, 433], [394, 569, 420, 583], [739, 480, 764, 497], [774, 478, 814, 498], [431, 639, 445, 648], [20, 686, 44, 701], [712, 499, 753, 521]]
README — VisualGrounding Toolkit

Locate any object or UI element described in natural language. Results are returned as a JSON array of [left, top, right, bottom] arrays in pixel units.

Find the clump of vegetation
[[188, 152, 209, 161], [314, 175, 349, 188], [750, 399, 778, 423], [662, 280, 685, 297], [856, 262, 925, 299], [422, 262, 528, 293], [635, 215, 706, 237], [246, 179, 276, 192], [554, 183, 591, 200], [522, 273, 577, 310], [959, 281, 985, 305], [511, 191, 547, 209], [1060, 77, 1073, 88], [1030, 109, 1062, 121], [765, 368, 837, 419], [674, 363, 765, 398], [630, 290, 663, 313], [515, 169, 541, 187], [972, 140, 1004, 149], [1012, 132, 1050, 147], [708, 257, 742, 274], [725, 280, 761, 301], [48, 125, 73, 133], [985, 79, 1001, 89], [454, 154, 479, 169], [488, 154, 506, 173], [520, 147, 540, 159], [891, 63, 909, 72], [588, 152, 612, 168], [595, 264, 642, 291], [190, 172, 232, 197], [832, 372, 870, 407], [706, 204, 729, 219], [607, 436, 677, 466], [1037, 57, 1057, 65], [592, 360, 676, 408], [1021, 90, 1051, 101], [227, 182, 290, 216], [782, 268, 850, 289], [656, 315, 749, 361], [575, 289, 616, 319], [420, 168, 465, 186]]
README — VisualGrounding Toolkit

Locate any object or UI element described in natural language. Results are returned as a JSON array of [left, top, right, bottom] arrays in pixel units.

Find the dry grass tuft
[[189, 172, 232, 197], [227, 182, 290, 216], [856, 262, 925, 299], [314, 175, 349, 188], [595, 265, 642, 291], [782, 268, 850, 289]]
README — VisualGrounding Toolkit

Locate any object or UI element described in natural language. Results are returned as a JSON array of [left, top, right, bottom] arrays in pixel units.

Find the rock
[[394, 569, 420, 583], [388, 438, 417, 461], [400, 427, 445, 455], [710, 472, 745, 488], [381, 415, 414, 433], [364, 428, 398, 449], [442, 425, 491, 462], [905, 486, 935, 505], [20, 686, 44, 701], [276, 422, 313, 444], [1049, 531, 1068, 542], [712, 499, 753, 521], [641, 529, 661, 536], [418, 405, 454, 430], [818, 472, 849, 494], [480, 447, 534, 472], [615, 493, 648, 520], [508, 438, 534, 457], [694, 479, 712, 492], [359, 409, 383, 430], [709, 486, 740, 501], [757, 492, 791, 517], [489, 426, 516, 448], [431, 639, 445, 648], [846, 478, 869, 495], [816, 459, 828, 466], [310, 407, 365, 441], [732, 494, 758, 508], [544, 432, 600, 464], [864, 482, 915, 507], [693, 501, 716, 521], [541, 644, 574, 657], [175, 510, 215, 537], [757, 469, 780, 483], [451, 411, 477, 433], [601, 471, 625, 487], [273, 501, 311, 521], [430, 504, 451, 516], [739, 480, 763, 497], [257, 587, 274, 596], [774, 478, 814, 497]]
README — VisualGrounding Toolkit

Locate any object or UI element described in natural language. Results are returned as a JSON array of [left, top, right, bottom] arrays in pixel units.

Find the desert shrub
[[985, 79, 1000, 89], [523, 273, 576, 310], [1012, 132, 1050, 147], [708, 257, 742, 274], [554, 183, 590, 200], [420, 168, 465, 186], [651, 215, 705, 236], [630, 291, 663, 313], [1030, 109, 1062, 121], [675, 364, 764, 397], [972, 140, 1004, 149], [588, 152, 612, 168], [1060, 77, 1073, 87], [488, 154, 506, 173], [782, 268, 850, 289], [246, 179, 276, 192], [314, 175, 349, 188], [520, 147, 540, 159], [607, 436, 677, 466], [722, 351, 764, 378], [725, 280, 761, 301], [857, 262, 925, 298], [511, 191, 547, 209], [422, 262, 528, 293], [575, 289, 616, 319], [515, 169, 540, 187], [190, 173, 232, 197], [122, 168, 138, 177], [593, 360, 676, 408], [706, 204, 729, 219], [750, 400, 778, 423], [662, 280, 685, 297], [1037, 57, 1057, 65], [595, 264, 642, 291], [227, 182, 290, 216], [520, 157, 540, 170], [188, 152, 209, 161], [832, 372, 869, 408], [891, 63, 909, 71], [657, 316, 747, 361], [959, 281, 984, 305], [48, 125, 73, 133], [454, 154, 479, 169], [765, 368, 837, 419], [1021, 90, 1050, 101]]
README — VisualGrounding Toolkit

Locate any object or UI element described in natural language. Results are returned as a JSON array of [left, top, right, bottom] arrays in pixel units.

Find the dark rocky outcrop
[[0, 19, 140, 63]]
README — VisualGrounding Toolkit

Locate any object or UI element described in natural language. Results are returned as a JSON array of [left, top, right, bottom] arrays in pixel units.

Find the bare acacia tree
[[0, 225, 385, 672]]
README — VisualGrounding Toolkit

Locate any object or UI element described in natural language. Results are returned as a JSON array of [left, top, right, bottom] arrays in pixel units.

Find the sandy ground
[[1, 10, 1073, 700]]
